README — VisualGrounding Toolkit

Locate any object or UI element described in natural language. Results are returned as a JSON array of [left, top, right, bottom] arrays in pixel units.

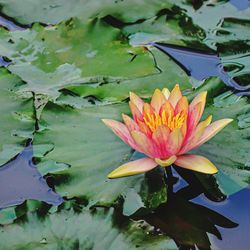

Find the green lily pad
[[0, 0, 172, 25], [0, 18, 159, 99], [64, 48, 191, 103], [192, 91, 250, 195], [33, 102, 145, 205], [0, 207, 175, 250], [0, 68, 35, 165]]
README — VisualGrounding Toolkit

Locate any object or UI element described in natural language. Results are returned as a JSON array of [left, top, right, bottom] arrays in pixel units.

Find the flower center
[[143, 110, 186, 132]]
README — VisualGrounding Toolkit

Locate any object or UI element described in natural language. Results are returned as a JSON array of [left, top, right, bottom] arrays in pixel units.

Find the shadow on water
[[0, 143, 63, 209], [133, 167, 250, 250], [151, 43, 250, 96]]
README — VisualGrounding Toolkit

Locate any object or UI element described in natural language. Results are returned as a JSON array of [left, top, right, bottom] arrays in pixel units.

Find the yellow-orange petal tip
[[155, 155, 177, 167], [162, 88, 170, 99]]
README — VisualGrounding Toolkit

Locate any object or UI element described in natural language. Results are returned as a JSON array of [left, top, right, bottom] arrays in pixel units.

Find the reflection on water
[[0, 144, 63, 209], [151, 43, 250, 95], [134, 167, 250, 250]]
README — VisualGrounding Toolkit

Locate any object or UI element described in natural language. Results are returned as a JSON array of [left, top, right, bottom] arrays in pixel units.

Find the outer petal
[[179, 115, 212, 154], [122, 113, 139, 132], [129, 92, 144, 112], [155, 155, 177, 167], [189, 91, 207, 122], [129, 101, 143, 123], [152, 125, 171, 157], [131, 131, 159, 158], [175, 154, 218, 174], [102, 119, 139, 151], [108, 158, 158, 178], [150, 88, 166, 113], [168, 84, 182, 108], [191, 118, 233, 150], [166, 128, 183, 155], [186, 102, 203, 138]]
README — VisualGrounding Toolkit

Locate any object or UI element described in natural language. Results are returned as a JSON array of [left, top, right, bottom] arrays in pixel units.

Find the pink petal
[[175, 154, 218, 174], [150, 88, 167, 113], [189, 91, 207, 122], [179, 115, 212, 154], [175, 96, 188, 115], [131, 131, 159, 158], [152, 125, 171, 158], [122, 113, 139, 132], [129, 92, 144, 112], [108, 157, 158, 178], [168, 84, 183, 108], [191, 118, 233, 150], [143, 102, 155, 116], [166, 128, 183, 155], [186, 101, 203, 138], [137, 120, 152, 137], [102, 119, 139, 150], [159, 100, 174, 118], [129, 101, 143, 123]]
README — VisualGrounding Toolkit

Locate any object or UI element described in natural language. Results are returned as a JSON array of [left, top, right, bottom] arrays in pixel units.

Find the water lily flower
[[102, 84, 233, 178]]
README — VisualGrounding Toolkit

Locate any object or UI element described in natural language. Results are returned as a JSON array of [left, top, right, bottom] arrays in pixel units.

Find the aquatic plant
[[103, 85, 232, 178]]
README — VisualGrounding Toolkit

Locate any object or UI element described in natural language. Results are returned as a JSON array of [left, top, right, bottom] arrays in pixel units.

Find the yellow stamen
[[143, 110, 186, 133]]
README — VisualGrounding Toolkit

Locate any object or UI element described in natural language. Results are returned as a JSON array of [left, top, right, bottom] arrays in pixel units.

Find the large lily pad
[[122, 1, 250, 90], [0, 207, 175, 250], [0, 0, 172, 25], [0, 68, 35, 165], [33, 102, 147, 205], [0, 18, 159, 99], [193, 92, 250, 194], [64, 48, 191, 103]]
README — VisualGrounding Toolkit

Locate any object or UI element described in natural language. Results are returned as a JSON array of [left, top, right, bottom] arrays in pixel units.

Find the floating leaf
[[0, 18, 160, 100], [192, 92, 250, 194], [0, 0, 173, 25], [0, 207, 175, 250], [0, 68, 35, 165]]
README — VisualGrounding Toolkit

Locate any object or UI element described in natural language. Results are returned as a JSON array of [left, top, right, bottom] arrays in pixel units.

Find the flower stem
[[164, 166, 174, 196]]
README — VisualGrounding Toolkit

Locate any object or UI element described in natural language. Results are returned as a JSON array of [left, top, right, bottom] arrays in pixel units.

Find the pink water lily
[[102, 84, 233, 178]]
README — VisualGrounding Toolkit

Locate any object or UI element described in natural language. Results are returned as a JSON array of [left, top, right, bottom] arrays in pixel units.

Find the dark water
[[138, 167, 250, 250], [0, 144, 63, 209], [151, 43, 250, 95]]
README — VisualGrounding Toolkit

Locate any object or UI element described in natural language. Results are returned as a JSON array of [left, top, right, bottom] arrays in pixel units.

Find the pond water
[[0, 1, 249, 249]]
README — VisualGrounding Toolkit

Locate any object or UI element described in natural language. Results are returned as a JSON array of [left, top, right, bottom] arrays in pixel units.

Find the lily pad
[[192, 92, 250, 194], [0, 0, 172, 25], [0, 68, 35, 165], [64, 48, 191, 103], [0, 18, 159, 99], [33, 102, 145, 205], [0, 207, 175, 250]]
